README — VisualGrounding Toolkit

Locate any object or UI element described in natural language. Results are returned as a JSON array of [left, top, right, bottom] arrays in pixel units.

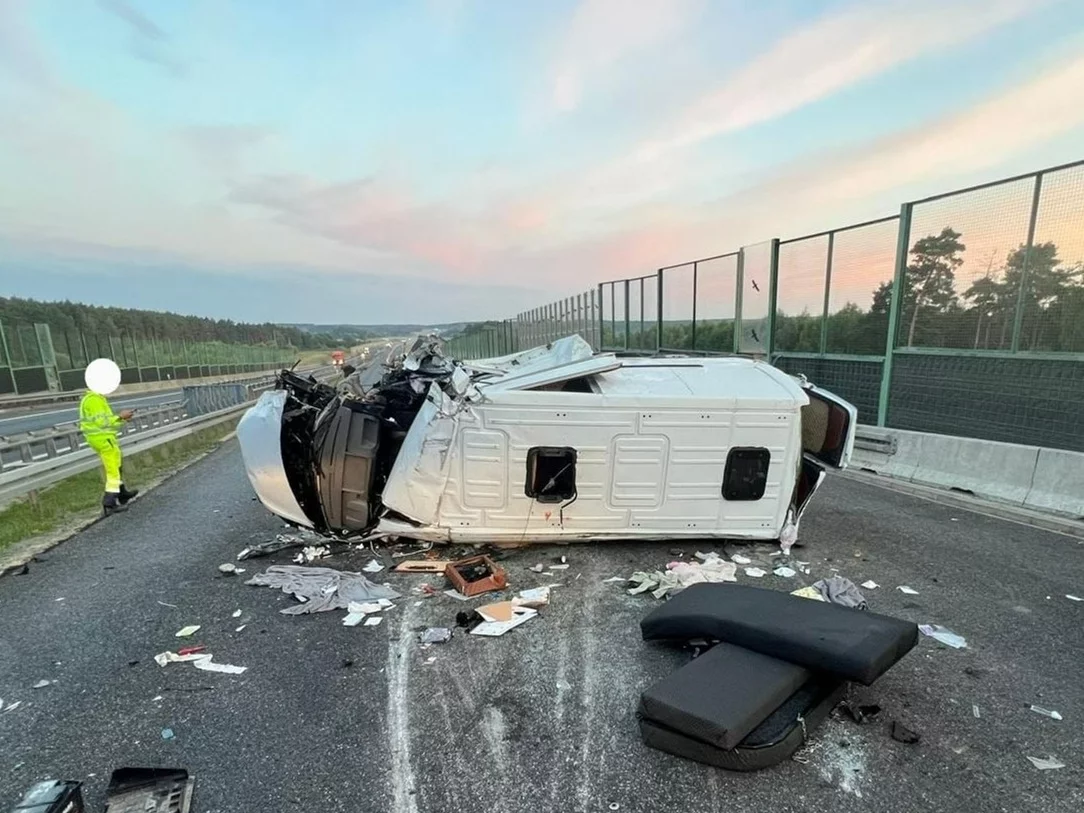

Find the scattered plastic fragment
[[157, 601, 178, 608], [919, 624, 967, 649], [890, 721, 921, 744], [841, 701, 881, 724], [420, 628, 452, 644], [897, 586, 920, 595], [444, 589, 472, 601], [530, 564, 545, 573], [973, 704, 981, 718], [516, 586, 554, 607], [192, 656, 247, 675], [773, 566, 797, 578], [342, 613, 365, 627], [1029, 705, 1063, 721], [218, 562, 244, 575], [231, 609, 242, 618], [154, 651, 207, 667], [861, 581, 879, 590], [364, 616, 383, 627], [730, 554, 752, 565], [791, 585, 826, 602], [238, 531, 325, 560], [362, 560, 385, 574], [1066, 595, 1082, 602], [235, 625, 246, 633], [1027, 756, 1065, 770], [33, 679, 53, 689], [557, 679, 572, 691], [548, 564, 570, 570], [394, 560, 450, 573], [175, 626, 200, 638], [177, 645, 206, 657], [348, 601, 384, 614], [423, 656, 437, 665], [744, 567, 766, 578], [161, 728, 174, 740], [3, 701, 22, 713]]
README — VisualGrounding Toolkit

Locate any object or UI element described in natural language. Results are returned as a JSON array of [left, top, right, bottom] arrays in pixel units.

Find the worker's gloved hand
[[118, 409, 135, 420]]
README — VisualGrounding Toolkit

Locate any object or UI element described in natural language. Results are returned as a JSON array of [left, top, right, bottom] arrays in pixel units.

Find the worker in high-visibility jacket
[[80, 358, 139, 515]]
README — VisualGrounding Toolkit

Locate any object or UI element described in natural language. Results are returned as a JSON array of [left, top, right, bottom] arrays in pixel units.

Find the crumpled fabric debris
[[812, 575, 868, 610], [246, 565, 400, 614], [628, 553, 737, 599], [238, 530, 328, 561]]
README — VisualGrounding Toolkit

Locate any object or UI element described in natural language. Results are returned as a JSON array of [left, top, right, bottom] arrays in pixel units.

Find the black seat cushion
[[639, 677, 847, 771], [638, 644, 811, 750], [640, 583, 917, 685]]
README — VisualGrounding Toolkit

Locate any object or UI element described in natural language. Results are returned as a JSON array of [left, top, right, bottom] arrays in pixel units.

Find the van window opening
[[526, 447, 578, 502], [722, 447, 770, 501]]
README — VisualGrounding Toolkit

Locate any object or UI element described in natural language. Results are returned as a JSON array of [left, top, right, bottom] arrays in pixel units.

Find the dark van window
[[525, 447, 577, 503], [722, 447, 770, 501]]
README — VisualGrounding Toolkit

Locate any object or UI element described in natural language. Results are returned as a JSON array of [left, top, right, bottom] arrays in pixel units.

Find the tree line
[[0, 297, 345, 350]]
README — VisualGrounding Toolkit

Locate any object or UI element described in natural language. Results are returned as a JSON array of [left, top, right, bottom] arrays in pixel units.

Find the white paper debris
[[471, 607, 537, 637], [348, 601, 383, 614], [602, 577, 625, 583], [530, 564, 545, 573], [232, 609, 242, 618], [192, 656, 247, 675], [861, 580, 879, 589], [744, 567, 767, 578], [972, 704, 981, 718], [443, 589, 472, 601], [235, 625, 247, 633], [1026, 756, 1065, 770], [174, 625, 201, 638], [364, 616, 383, 626], [362, 560, 385, 574], [342, 613, 366, 627], [548, 564, 570, 570], [33, 679, 53, 689], [897, 586, 920, 595], [377, 598, 394, 608], [773, 566, 797, 578], [730, 554, 752, 565]]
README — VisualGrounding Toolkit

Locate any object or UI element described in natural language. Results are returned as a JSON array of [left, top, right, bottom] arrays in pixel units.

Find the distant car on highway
[[237, 335, 856, 547]]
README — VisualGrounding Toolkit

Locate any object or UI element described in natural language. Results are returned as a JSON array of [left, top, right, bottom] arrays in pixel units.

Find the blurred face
[[85, 358, 122, 395]]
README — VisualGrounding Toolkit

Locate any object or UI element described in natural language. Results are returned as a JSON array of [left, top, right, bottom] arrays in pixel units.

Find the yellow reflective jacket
[[79, 391, 123, 440]]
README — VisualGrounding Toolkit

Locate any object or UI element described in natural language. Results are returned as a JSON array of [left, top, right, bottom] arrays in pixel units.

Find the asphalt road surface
[[1, 444, 1081, 812], [0, 391, 185, 437]]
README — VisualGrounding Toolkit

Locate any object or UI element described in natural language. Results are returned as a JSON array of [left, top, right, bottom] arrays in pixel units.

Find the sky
[[1, 0, 1083, 325]]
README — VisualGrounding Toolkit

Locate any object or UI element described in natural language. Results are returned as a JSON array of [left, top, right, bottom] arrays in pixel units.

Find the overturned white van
[[237, 335, 856, 546]]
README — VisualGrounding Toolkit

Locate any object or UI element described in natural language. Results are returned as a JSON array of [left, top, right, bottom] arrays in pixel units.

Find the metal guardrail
[[854, 428, 898, 455], [0, 360, 356, 506]]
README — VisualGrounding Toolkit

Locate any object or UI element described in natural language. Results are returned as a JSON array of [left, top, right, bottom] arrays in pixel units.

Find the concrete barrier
[[1025, 448, 1084, 518], [850, 424, 1084, 519]]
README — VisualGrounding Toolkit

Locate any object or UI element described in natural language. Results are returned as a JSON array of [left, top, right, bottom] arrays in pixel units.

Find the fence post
[[691, 262, 698, 351], [0, 319, 16, 394], [877, 202, 913, 427], [622, 280, 630, 350], [820, 231, 835, 355], [1009, 172, 1044, 353], [734, 249, 745, 354], [766, 238, 780, 358]]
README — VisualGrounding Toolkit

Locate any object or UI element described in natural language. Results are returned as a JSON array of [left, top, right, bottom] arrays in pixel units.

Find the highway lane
[[1, 442, 1082, 812]]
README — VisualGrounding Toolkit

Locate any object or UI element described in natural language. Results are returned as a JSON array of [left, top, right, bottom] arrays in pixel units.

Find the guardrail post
[[877, 202, 913, 427]]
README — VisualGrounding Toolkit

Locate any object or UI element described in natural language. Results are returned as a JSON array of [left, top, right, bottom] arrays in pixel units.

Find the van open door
[[800, 384, 857, 469], [792, 383, 858, 522]]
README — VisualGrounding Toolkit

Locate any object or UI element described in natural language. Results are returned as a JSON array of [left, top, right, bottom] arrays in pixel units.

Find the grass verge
[[0, 417, 240, 555]]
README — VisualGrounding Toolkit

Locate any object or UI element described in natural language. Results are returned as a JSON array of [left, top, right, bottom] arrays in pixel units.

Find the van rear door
[[799, 384, 857, 469]]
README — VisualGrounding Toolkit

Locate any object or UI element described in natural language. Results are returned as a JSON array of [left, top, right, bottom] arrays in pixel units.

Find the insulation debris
[[245, 565, 399, 614]]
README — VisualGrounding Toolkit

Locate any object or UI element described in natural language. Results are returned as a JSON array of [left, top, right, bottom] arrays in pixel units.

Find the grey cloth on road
[[812, 575, 867, 610], [246, 565, 400, 614]]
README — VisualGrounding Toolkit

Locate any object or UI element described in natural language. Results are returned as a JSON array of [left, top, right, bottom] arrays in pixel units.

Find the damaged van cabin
[[237, 335, 856, 545]]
